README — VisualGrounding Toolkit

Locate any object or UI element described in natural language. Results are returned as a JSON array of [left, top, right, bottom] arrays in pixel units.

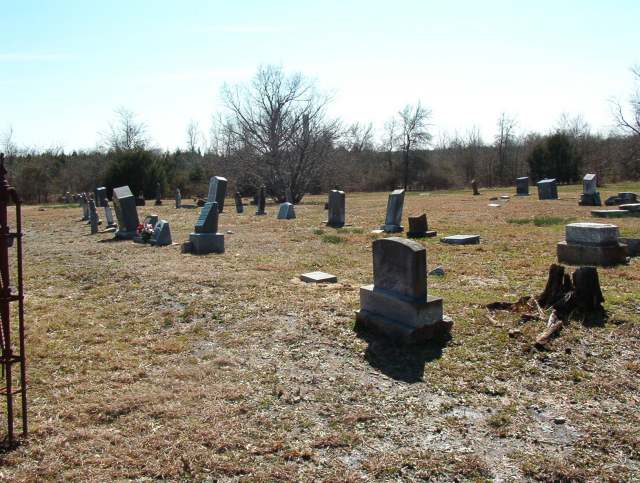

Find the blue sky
[[1, 0, 638, 151]]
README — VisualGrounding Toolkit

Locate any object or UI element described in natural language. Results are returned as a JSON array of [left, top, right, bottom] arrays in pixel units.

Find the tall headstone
[[579, 173, 601, 206], [207, 176, 228, 213], [104, 202, 116, 228], [80, 193, 89, 221], [175, 188, 182, 209], [516, 177, 529, 196], [537, 178, 558, 200], [187, 202, 225, 254], [234, 191, 244, 214], [88, 199, 100, 234], [381, 189, 405, 233], [277, 202, 296, 220], [327, 189, 345, 228], [155, 182, 162, 206], [255, 186, 266, 216], [95, 187, 107, 208], [557, 222, 628, 267], [471, 179, 480, 196], [150, 220, 172, 246], [355, 237, 452, 343], [112, 186, 140, 240]]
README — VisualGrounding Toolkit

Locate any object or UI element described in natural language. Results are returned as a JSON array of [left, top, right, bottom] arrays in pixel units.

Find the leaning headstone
[[537, 178, 558, 200], [327, 189, 345, 228], [557, 222, 627, 266], [187, 202, 225, 254], [95, 187, 107, 208], [441, 235, 480, 245], [471, 179, 479, 196], [150, 220, 172, 246], [579, 174, 601, 206], [207, 176, 227, 213], [516, 177, 529, 196], [234, 192, 244, 214], [381, 189, 405, 233], [355, 237, 452, 343], [155, 182, 162, 206], [88, 200, 100, 234], [112, 186, 140, 240], [277, 202, 296, 220], [407, 214, 436, 238], [255, 186, 266, 215], [175, 188, 182, 209]]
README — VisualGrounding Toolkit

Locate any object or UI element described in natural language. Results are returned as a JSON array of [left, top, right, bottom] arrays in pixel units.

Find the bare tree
[[494, 113, 517, 185], [612, 66, 640, 137], [1, 125, 18, 158], [463, 126, 483, 183], [398, 102, 432, 190], [186, 119, 202, 154], [102, 107, 149, 152], [221, 65, 340, 202], [342, 122, 374, 152]]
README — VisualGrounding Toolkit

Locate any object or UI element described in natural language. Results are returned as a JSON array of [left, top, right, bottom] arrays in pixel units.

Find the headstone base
[[255, 210, 266, 216], [407, 230, 437, 238], [441, 235, 480, 245], [557, 241, 628, 267], [115, 229, 137, 240], [188, 232, 225, 254], [381, 224, 404, 233], [620, 203, 640, 213], [579, 193, 602, 206]]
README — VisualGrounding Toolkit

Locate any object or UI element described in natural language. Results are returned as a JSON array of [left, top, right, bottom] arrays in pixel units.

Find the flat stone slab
[[557, 241, 628, 267], [488, 203, 501, 208], [300, 271, 337, 283], [591, 210, 630, 218], [441, 235, 480, 245], [565, 223, 619, 246], [500, 195, 510, 199], [620, 203, 640, 212]]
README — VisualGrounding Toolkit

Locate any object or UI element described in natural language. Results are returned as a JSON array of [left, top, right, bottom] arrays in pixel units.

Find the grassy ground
[[1, 183, 639, 480]]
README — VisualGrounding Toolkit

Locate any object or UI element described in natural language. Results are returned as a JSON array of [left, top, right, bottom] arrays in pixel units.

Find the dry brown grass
[[0, 183, 639, 480]]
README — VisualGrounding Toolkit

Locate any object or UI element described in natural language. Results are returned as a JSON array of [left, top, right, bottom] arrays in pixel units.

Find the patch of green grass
[[507, 218, 532, 225], [533, 216, 576, 226], [313, 228, 325, 235], [321, 234, 344, 244]]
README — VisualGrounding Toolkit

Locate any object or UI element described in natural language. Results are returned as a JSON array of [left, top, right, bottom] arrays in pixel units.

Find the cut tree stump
[[537, 264, 572, 308]]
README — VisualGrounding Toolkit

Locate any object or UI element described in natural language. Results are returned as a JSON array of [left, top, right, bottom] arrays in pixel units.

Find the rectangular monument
[[355, 237, 452, 343], [277, 202, 296, 220], [381, 189, 405, 233], [255, 186, 266, 215], [207, 176, 227, 213], [112, 186, 140, 240], [187, 202, 224, 254], [95, 187, 107, 207], [557, 222, 627, 266], [537, 178, 558, 200], [516, 177, 529, 196], [327, 190, 345, 228], [579, 173, 601, 206]]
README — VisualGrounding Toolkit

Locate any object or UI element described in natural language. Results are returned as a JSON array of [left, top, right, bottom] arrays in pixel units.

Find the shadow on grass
[[355, 324, 450, 383]]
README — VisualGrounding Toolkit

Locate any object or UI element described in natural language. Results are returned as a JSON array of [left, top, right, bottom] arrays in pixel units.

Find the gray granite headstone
[[373, 237, 426, 301], [188, 201, 224, 254], [95, 187, 107, 207], [104, 203, 116, 227], [255, 186, 266, 215], [516, 177, 529, 196], [407, 214, 436, 238], [112, 185, 140, 239], [558, 222, 627, 266], [277, 202, 296, 220], [327, 190, 345, 228], [537, 178, 558, 200], [150, 220, 172, 246], [175, 188, 182, 209], [381, 189, 405, 232], [195, 202, 219, 233], [471, 179, 479, 196], [89, 199, 99, 234], [80, 193, 89, 221], [155, 182, 162, 206], [234, 192, 244, 214], [207, 176, 228, 212], [583, 174, 597, 195]]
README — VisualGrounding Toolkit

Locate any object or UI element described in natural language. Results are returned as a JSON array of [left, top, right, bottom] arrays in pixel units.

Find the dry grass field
[[1, 183, 639, 480]]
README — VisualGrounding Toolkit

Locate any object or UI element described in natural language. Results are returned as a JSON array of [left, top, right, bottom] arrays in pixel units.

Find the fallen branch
[[534, 310, 562, 349]]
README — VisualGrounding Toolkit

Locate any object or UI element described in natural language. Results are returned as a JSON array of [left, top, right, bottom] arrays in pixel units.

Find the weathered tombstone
[[557, 222, 628, 266], [407, 214, 436, 238], [150, 220, 172, 246], [355, 237, 452, 343], [175, 188, 182, 209], [112, 186, 140, 240], [255, 186, 266, 216], [88, 199, 100, 234], [471, 179, 480, 196], [579, 174, 601, 206], [80, 193, 89, 221], [516, 177, 529, 196], [234, 192, 244, 214], [537, 178, 558, 200], [618, 192, 638, 204], [136, 191, 146, 206], [441, 235, 480, 245], [103, 202, 116, 228], [619, 203, 640, 214], [187, 202, 225, 254], [277, 202, 296, 220], [381, 189, 405, 233], [207, 176, 227, 213], [154, 182, 162, 206], [327, 189, 345, 228], [95, 187, 107, 208]]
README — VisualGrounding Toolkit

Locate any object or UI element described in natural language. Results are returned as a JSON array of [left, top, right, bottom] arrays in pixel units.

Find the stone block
[[557, 241, 628, 267], [565, 223, 619, 246], [537, 178, 558, 200], [591, 209, 630, 218], [300, 271, 337, 283], [277, 202, 296, 219], [195, 202, 219, 233], [327, 190, 345, 228], [112, 185, 140, 239], [619, 203, 640, 212], [150, 220, 172, 246], [516, 177, 529, 196], [618, 192, 638, 203], [583, 173, 597, 195], [407, 214, 436, 238], [441, 235, 480, 245], [381, 189, 405, 232], [373, 237, 426, 301], [188, 232, 224, 254], [207, 176, 227, 212]]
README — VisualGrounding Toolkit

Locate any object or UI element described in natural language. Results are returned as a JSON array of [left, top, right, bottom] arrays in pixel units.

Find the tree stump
[[537, 264, 572, 308]]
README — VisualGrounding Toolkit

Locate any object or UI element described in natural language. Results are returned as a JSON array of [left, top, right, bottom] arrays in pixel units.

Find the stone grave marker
[[207, 176, 227, 212], [175, 188, 182, 209], [103, 202, 116, 228], [579, 173, 601, 206], [277, 202, 296, 220], [471, 179, 479, 195], [80, 193, 89, 221], [155, 182, 162, 206], [95, 187, 107, 208], [255, 186, 266, 215], [441, 235, 480, 245], [327, 189, 345, 228], [112, 186, 140, 240], [187, 201, 224, 254], [407, 214, 436, 238], [557, 222, 627, 266], [537, 178, 558, 200], [300, 271, 337, 283], [355, 237, 452, 343], [88, 199, 100, 234], [381, 189, 405, 233], [136, 191, 146, 206], [234, 192, 244, 214], [516, 177, 529, 196], [150, 220, 172, 246], [591, 209, 630, 218]]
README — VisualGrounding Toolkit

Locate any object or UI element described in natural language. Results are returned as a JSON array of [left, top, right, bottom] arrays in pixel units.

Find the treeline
[[3, 66, 640, 203]]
